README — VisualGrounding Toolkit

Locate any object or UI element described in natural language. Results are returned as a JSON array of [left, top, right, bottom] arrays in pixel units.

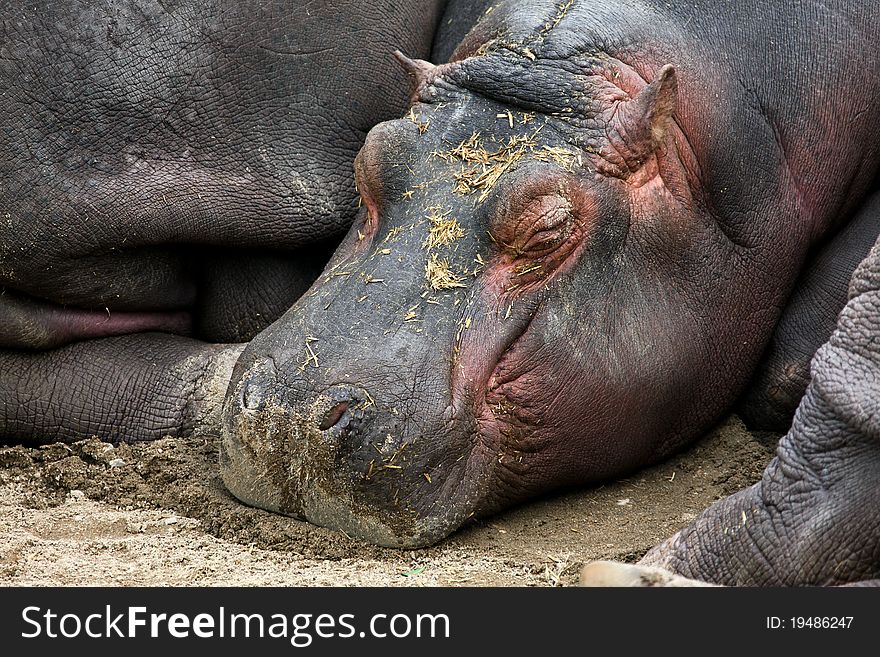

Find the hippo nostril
[[238, 357, 278, 411], [241, 378, 264, 411], [319, 401, 351, 431], [314, 385, 373, 438]]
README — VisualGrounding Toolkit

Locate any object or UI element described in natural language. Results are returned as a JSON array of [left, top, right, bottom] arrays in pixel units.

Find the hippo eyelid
[[493, 192, 577, 258]]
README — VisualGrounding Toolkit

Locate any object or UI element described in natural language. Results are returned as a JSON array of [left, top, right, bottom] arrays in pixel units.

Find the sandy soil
[[0, 415, 776, 587]]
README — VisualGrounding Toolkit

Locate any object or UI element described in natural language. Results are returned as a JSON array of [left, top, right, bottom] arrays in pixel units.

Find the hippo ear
[[393, 50, 437, 95], [606, 64, 678, 175]]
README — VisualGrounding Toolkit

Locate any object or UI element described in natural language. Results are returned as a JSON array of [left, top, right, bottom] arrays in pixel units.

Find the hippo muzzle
[[220, 361, 490, 547]]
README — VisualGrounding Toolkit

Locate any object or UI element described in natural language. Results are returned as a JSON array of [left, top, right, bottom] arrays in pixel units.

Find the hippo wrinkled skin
[[3, 0, 880, 586], [582, 232, 880, 587], [220, 0, 880, 563], [0, 0, 446, 440]]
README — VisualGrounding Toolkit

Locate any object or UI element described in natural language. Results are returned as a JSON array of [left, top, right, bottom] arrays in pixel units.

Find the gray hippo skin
[[738, 193, 880, 431], [0, 1, 447, 442], [220, 0, 880, 549], [582, 234, 880, 586]]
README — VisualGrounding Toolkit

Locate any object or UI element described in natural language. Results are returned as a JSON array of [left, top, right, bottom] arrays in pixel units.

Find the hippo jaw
[[220, 418, 484, 548]]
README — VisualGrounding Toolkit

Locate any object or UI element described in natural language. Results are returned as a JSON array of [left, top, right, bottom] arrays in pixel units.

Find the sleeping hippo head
[[219, 40, 757, 547]]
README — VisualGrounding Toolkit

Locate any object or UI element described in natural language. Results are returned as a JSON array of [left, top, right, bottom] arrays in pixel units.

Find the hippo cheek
[[219, 357, 490, 547]]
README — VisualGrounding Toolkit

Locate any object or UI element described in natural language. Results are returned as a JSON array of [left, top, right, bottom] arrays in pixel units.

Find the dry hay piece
[[425, 254, 467, 290], [532, 145, 580, 171], [452, 133, 536, 201], [423, 206, 465, 249], [435, 129, 581, 202]]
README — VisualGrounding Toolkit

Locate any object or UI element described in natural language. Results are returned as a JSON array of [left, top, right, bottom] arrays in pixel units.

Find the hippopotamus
[[0, 0, 447, 439], [581, 231, 880, 586], [218, 0, 880, 564], [4, 1, 880, 587]]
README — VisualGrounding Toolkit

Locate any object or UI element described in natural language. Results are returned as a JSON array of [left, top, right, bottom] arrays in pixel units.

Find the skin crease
[[0, 0, 448, 442], [220, 0, 880, 548], [738, 192, 880, 431]]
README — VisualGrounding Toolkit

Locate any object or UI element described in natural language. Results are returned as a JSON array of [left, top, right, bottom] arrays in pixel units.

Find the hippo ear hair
[[606, 64, 678, 174], [393, 50, 438, 96]]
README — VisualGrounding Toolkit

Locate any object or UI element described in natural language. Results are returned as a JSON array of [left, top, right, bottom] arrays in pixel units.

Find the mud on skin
[[222, 1, 880, 548]]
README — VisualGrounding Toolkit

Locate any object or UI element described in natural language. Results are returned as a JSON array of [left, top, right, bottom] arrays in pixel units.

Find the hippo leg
[[0, 335, 243, 444], [586, 235, 880, 586], [739, 190, 880, 431]]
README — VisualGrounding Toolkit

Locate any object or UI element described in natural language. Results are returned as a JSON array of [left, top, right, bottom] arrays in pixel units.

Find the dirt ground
[[0, 415, 776, 587]]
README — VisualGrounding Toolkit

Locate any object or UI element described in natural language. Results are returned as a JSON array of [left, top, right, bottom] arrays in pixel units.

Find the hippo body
[[583, 227, 880, 586], [0, 0, 447, 441], [220, 0, 880, 553]]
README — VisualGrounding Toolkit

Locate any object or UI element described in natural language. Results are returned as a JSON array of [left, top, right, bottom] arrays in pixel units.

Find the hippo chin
[[220, 0, 880, 548]]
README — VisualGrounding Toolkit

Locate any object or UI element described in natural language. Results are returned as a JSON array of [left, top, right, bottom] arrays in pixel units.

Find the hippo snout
[[218, 349, 485, 548], [232, 365, 375, 451]]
